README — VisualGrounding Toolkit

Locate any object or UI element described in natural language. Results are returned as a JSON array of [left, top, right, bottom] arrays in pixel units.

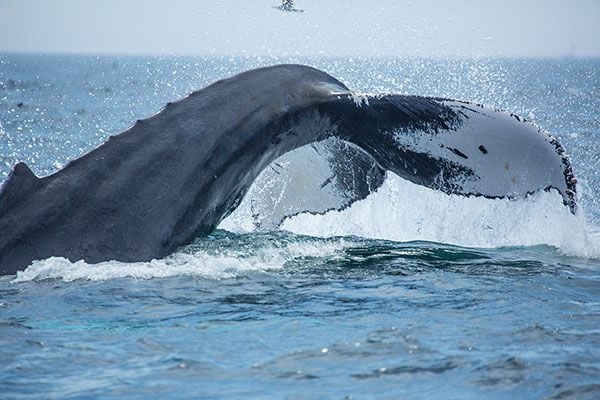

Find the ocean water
[[1, 54, 599, 399]]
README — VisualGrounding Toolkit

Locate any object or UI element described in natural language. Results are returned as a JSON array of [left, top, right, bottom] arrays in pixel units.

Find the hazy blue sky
[[1, 0, 599, 57]]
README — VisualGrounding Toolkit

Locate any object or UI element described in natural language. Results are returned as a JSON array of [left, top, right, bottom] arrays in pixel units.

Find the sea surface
[[1, 54, 599, 399]]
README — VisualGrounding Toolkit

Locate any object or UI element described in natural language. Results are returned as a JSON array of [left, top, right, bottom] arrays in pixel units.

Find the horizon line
[[2, 50, 599, 61]]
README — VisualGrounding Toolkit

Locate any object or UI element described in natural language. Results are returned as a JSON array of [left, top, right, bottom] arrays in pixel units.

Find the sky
[[0, 0, 599, 58]]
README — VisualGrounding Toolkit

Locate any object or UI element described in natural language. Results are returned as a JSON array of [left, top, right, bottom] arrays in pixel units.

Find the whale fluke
[[0, 64, 577, 275]]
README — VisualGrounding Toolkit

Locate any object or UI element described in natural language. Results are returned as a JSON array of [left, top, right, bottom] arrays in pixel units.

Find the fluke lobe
[[0, 64, 577, 275]]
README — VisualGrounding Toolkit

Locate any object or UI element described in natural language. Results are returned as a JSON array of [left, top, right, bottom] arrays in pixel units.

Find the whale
[[0, 64, 577, 275]]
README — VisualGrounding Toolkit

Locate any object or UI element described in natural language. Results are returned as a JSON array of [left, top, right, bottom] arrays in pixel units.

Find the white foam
[[348, 92, 370, 107], [279, 173, 600, 259], [12, 238, 350, 283]]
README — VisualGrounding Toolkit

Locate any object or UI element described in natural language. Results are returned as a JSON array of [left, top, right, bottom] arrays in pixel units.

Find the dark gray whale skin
[[0, 64, 577, 275]]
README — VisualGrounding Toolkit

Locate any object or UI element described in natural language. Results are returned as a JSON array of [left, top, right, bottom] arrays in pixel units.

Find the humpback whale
[[0, 64, 577, 276]]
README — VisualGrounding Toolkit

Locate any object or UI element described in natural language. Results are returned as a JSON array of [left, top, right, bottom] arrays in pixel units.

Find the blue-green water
[[1, 55, 599, 399]]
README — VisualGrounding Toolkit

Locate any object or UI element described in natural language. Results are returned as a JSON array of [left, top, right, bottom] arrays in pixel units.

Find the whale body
[[0, 64, 577, 275]]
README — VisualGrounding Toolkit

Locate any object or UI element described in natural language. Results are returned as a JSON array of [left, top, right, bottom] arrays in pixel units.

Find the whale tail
[[229, 89, 578, 232], [0, 64, 578, 276]]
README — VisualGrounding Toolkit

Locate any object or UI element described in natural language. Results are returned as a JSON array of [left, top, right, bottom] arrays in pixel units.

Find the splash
[[11, 234, 352, 282], [225, 172, 600, 259]]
